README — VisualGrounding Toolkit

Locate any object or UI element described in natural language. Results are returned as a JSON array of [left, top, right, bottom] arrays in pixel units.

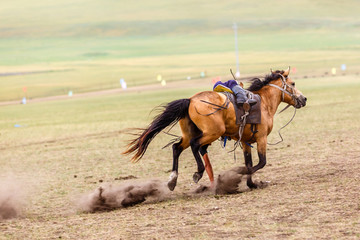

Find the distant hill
[[1, 0, 359, 37]]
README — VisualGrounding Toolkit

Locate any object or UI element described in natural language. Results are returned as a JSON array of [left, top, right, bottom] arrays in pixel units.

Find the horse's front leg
[[241, 142, 257, 189], [242, 137, 267, 188], [252, 137, 267, 173]]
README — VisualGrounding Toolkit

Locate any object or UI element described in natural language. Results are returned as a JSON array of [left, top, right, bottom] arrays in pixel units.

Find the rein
[[267, 107, 296, 145], [232, 74, 297, 151], [265, 74, 297, 145], [229, 105, 296, 154]]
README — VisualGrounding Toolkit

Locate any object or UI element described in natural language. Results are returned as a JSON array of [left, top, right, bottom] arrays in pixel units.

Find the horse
[[123, 67, 307, 191]]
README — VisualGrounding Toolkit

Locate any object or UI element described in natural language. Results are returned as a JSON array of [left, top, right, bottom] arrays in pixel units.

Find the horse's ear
[[283, 66, 290, 77], [239, 82, 244, 88]]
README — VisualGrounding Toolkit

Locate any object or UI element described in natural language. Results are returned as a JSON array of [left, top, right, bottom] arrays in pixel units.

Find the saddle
[[220, 91, 261, 125]]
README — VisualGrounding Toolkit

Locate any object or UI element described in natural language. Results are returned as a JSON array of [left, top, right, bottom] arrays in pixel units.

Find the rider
[[213, 79, 257, 107]]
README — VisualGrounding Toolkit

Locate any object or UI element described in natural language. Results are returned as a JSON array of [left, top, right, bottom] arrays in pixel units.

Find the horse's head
[[270, 67, 307, 109]]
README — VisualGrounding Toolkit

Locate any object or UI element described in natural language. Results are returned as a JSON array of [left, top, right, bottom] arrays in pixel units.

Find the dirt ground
[[2, 143, 358, 239]]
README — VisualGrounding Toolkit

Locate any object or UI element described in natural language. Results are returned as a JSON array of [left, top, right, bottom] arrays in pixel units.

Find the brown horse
[[123, 67, 307, 191]]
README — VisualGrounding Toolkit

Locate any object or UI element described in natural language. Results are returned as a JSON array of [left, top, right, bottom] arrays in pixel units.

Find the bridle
[[268, 74, 297, 102]]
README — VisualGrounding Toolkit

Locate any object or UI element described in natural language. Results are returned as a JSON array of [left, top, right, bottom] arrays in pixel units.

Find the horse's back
[[188, 91, 237, 136], [189, 91, 229, 115]]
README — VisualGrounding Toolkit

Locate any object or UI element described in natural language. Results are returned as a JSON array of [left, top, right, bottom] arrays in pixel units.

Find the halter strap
[[268, 74, 296, 101]]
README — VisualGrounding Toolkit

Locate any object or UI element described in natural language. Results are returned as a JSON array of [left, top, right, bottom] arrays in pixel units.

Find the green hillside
[[2, 0, 359, 37]]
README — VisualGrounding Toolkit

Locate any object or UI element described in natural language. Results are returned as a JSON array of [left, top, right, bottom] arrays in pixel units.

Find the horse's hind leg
[[168, 138, 189, 191], [191, 130, 224, 184], [167, 118, 194, 191], [167, 141, 181, 191], [190, 135, 205, 183]]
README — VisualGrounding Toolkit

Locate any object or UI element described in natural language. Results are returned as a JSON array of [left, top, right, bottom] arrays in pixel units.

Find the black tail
[[123, 99, 190, 162]]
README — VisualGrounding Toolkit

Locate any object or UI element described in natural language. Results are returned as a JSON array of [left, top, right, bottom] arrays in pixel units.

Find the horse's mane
[[247, 70, 285, 92]]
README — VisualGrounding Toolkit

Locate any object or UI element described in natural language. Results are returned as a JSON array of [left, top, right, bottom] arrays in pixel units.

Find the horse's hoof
[[194, 184, 209, 193], [167, 171, 178, 191], [247, 182, 258, 189], [167, 181, 176, 191], [247, 180, 270, 189], [247, 177, 258, 189], [257, 180, 270, 189], [193, 172, 203, 183]]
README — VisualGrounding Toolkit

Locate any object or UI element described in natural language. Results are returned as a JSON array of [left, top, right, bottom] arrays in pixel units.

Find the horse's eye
[[291, 82, 295, 87]]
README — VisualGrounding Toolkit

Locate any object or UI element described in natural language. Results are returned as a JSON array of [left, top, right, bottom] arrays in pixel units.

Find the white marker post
[[120, 78, 127, 90], [341, 64, 346, 71], [233, 22, 240, 78]]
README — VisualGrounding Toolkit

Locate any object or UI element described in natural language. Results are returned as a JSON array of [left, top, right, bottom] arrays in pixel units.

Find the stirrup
[[248, 99, 257, 106], [243, 102, 251, 112]]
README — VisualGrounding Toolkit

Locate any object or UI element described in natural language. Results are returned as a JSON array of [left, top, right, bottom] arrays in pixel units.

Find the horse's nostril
[[304, 97, 307, 102]]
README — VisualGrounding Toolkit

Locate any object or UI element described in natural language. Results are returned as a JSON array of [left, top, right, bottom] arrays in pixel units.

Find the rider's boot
[[231, 85, 257, 110]]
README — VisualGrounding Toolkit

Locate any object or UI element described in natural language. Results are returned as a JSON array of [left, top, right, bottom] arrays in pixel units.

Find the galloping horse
[[123, 67, 307, 191]]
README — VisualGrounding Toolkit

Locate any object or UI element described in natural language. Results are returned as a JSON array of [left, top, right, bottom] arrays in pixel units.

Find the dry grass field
[[0, 74, 359, 239]]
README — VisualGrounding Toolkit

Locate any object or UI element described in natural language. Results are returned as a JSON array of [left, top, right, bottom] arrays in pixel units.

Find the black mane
[[247, 70, 285, 92]]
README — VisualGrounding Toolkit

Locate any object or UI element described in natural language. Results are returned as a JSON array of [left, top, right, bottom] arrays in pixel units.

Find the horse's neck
[[258, 86, 282, 118]]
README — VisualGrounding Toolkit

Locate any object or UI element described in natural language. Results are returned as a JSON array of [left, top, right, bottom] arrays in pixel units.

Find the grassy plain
[[0, 74, 360, 239]]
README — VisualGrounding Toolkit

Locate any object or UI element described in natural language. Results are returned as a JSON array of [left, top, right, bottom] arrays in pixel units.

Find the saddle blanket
[[220, 91, 261, 125]]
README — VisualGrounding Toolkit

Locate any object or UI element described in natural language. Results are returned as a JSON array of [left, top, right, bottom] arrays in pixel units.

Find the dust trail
[[0, 177, 26, 220], [77, 179, 170, 212], [193, 166, 251, 195], [215, 166, 250, 194], [77, 166, 260, 213]]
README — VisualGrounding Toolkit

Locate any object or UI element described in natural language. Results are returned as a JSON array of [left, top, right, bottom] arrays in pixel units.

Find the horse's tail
[[123, 99, 190, 162]]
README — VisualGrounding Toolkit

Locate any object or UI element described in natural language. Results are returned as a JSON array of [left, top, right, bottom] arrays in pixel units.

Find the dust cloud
[[194, 166, 250, 195], [0, 177, 26, 220], [77, 179, 170, 212], [77, 166, 252, 213], [215, 166, 250, 194]]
